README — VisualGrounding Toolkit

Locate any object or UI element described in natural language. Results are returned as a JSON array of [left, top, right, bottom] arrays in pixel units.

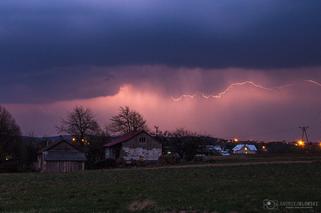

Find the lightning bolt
[[304, 79, 321, 87], [171, 81, 274, 101], [171, 94, 197, 102], [205, 81, 274, 99], [170, 80, 321, 102]]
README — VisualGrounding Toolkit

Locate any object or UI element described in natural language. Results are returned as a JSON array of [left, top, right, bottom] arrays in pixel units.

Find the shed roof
[[40, 140, 83, 153], [40, 140, 87, 161], [104, 130, 151, 147]]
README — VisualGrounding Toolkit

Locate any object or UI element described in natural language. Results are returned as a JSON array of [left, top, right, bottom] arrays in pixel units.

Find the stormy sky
[[1, 0, 321, 141]]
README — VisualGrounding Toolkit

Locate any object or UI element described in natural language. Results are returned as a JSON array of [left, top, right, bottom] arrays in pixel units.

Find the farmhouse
[[104, 130, 162, 163], [37, 140, 86, 172], [233, 144, 257, 154]]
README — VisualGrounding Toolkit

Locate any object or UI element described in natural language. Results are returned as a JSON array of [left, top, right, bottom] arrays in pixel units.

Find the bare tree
[[109, 106, 148, 135], [57, 106, 100, 145], [0, 105, 21, 161]]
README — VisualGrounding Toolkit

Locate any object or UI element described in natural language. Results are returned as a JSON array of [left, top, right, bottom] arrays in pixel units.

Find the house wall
[[120, 132, 162, 161], [42, 161, 84, 173], [234, 147, 256, 154]]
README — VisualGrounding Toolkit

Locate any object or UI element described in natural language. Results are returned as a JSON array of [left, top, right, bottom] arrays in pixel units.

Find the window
[[139, 137, 146, 142]]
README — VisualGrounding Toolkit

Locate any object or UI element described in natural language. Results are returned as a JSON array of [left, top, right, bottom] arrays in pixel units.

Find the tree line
[[57, 105, 148, 145], [1, 104, 317, 171], [0, 105, 160, 170], [0, 104, 219, 171]]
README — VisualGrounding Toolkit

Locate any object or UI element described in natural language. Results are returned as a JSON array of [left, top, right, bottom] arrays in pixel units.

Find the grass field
[[0, 162, 321, 213]]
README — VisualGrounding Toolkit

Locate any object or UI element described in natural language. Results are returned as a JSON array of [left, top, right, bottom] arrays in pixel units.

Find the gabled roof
[[40, 140, 84, 153], [104, 130, 150, 147], [233, 144, 257, 151]]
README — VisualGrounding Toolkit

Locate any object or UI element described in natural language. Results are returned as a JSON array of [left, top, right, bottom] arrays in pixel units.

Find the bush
[[0, 160, 19, 173], [159, 153, 180, 165], [93, 159, 116, 169]]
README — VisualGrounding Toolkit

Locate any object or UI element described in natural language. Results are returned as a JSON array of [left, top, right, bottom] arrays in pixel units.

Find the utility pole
[[299, 126, 309, 143]]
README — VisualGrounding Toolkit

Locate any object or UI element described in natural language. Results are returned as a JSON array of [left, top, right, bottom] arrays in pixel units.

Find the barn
[[232, 144, 257, 154], [37, 140, 86, 172], [104, 130, 162, 163]]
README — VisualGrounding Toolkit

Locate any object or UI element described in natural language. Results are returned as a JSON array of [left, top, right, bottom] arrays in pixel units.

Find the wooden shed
[[37, 140, 86, 173]]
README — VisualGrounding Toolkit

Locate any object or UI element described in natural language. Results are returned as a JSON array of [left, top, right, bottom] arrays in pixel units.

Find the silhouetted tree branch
[[57, 106, 100, 145], [109, 106, 148, 135]]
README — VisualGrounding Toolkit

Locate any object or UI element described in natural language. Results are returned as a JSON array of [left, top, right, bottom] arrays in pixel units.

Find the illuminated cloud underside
[[5, 78, 321, 141]]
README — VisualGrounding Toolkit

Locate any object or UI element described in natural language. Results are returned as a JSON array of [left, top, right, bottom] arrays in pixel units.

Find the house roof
[[40, 140, 86, 161], [44, 150, 86, 161], [233, 144, 257, 151], [40, 140, 83, 153], [104, 130, 150, 147]]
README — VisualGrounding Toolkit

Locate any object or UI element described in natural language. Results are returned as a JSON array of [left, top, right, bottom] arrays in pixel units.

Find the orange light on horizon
[[233, 138, 239, 142], [297, 140, 305, 147]]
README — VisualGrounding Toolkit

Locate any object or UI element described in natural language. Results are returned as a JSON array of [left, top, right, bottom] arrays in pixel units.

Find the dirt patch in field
[[128, 199, 156, 212]]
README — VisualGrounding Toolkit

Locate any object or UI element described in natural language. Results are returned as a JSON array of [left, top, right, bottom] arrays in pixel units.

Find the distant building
[[204, 145, 230, 156], [232, 144, 257, 154], [104, 131, 162, 163], [37, 140, 86, 172], [206, 145, 223, 152]]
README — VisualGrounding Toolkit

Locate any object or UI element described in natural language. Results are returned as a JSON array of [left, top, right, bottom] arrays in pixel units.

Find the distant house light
[[297, 140, 305, 147]]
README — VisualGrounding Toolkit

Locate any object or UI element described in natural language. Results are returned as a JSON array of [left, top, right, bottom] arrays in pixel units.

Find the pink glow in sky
[[4, 69, 321, 142], [2, 1, 321, 142]]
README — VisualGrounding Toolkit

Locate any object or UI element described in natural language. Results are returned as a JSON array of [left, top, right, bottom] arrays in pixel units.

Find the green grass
[[0, 163, 321, 213]]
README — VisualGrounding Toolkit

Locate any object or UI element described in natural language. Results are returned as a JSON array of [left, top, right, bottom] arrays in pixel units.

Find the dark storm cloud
[[1, 0, 320, 69], [1, 0, 321, 103]]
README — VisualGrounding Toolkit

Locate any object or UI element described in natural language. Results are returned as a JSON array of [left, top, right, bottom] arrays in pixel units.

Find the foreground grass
[[0, 163, 321, 213]]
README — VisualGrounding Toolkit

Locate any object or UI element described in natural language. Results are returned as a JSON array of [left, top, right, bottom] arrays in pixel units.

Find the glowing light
[[297, 140, 305, 147], [233, 138, 239, 142]]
